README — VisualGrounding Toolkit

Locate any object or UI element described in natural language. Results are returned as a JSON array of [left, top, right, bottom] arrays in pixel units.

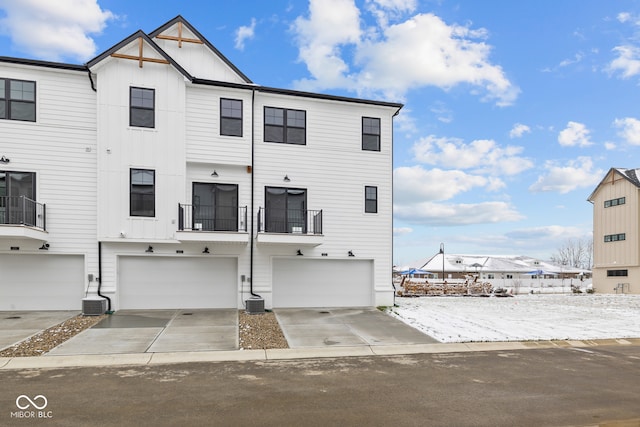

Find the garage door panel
[[273, 259, 373, 308], [0, 255, 84, 310], [119, 257, 237, 309]]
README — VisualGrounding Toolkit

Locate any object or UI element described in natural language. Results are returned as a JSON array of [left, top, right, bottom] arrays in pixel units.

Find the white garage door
[[0, 254, 84, 310], [118, 256, 237, 309], [272, 258, 373, 308]]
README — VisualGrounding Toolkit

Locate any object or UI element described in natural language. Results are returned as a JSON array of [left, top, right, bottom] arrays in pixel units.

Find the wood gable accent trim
[[110, 37, 171, 68], [155, 21, 204, 48]]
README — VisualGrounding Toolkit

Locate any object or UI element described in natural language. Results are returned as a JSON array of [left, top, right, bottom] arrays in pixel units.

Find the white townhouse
[[0, 16, 402, 311]]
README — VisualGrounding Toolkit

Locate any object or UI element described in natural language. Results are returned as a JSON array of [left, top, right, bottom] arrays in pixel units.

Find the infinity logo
[[16, 395, 48, 410]]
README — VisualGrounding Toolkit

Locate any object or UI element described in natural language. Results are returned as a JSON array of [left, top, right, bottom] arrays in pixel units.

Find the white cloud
[[393, 166, 490, 203], [607, 45, 640, 78], [558, 52, 584, 68], [617, 12, 632, 23], [529, 157, 603, 194], [292, 1, 519, 106], [0, 0, 114, 61], [365, 0, 417, 28], [557, 121, 593, 147], [394, 201, 523, 226], [605, 141, 617, 150], [505, 225, 587, 241], [614, 117, 640, 145], [509, 123, 531, 138], [411, 135, 533, 176], [234, 18, 256, 50], [393, 227, 413, 235]]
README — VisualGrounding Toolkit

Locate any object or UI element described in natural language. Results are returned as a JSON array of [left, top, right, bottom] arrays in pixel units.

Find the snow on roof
[[418, 253, 589, 274]]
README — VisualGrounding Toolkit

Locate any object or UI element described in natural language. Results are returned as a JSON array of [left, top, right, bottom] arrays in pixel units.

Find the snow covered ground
[[388, 294, 640, 343]]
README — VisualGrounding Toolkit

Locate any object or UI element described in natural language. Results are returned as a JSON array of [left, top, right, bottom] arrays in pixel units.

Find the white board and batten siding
[[94, 56, 187, 242], [251, 92, 396, 307]]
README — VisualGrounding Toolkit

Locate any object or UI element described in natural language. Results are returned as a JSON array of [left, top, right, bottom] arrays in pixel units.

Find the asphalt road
[[1, 345, 639, 426]]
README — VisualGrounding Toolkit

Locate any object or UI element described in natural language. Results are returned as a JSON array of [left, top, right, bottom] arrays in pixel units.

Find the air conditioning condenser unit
[[82, 298, 107, 316]]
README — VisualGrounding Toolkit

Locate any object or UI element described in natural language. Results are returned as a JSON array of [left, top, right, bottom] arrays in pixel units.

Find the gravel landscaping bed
[[1, 310, 289, 357], [239, 310, 289, 350], [0, 314, 107, 357]]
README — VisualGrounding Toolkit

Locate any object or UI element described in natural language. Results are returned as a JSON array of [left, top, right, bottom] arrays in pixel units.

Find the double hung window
[[221, 98, 242, 136], [130, 169, 155, 217], [264, 107, 306, 145], [365, 186, 378, 213], [130, 87, 155, 128], [1, 78, 36, 122], [362, 117, 380, 151]]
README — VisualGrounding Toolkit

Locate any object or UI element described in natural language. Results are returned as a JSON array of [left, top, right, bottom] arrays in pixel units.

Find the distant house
[[0, 16, 402, 310], [396, 253, 590, 292], [588, 168, 640, 294]]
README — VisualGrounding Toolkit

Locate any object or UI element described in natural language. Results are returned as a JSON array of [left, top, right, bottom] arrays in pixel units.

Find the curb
[[1, 338, 639, 370]]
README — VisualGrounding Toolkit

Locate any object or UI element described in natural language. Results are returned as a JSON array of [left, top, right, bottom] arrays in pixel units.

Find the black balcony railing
[[0, 196, 46, 230], [178, 204, 247, 232], [257, 207, 323, 235]]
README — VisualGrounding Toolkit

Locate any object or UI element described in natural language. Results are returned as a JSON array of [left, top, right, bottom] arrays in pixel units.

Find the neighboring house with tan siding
[[588, 168, 640, 294]]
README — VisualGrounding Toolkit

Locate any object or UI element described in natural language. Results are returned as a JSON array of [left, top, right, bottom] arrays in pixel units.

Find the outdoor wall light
[[348, 250, 355, 257], [296, 249, 303, 256], [284, 175, 291, 182], [202, 247, 210, 254], [145, 245, 154, 253], [211, 170, 218, 177], [0, 155, 10, 163], [39, 243, 50, 250]]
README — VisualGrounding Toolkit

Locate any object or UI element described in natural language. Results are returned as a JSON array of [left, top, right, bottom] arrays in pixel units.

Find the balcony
[[0, 196, 48, 240], [256, 207, 324, 246], [176, 204, 248, 243]]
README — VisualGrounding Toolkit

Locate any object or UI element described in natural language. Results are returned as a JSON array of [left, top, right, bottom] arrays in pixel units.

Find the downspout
[[249, 88, 260, 298], [87, 69, 96, 92], [88, 68, 110, 312], [391, 106, 401, 307], [97, 241, 113, 313]]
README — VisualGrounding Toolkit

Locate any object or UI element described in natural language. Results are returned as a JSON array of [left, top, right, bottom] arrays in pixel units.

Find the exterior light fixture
[[202, 247, 210, 254], [284, 175, 290, 182], [0, 155, 10, 163], [211, 170, 218, 177], [348, 250, 355, 257], [296, 249, 303, 256], [145, 245, 154, 253], [39, 243, 50, 250]]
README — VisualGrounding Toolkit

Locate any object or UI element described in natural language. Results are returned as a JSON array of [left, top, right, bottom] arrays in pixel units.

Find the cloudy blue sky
[[1, 0, 639, 266]]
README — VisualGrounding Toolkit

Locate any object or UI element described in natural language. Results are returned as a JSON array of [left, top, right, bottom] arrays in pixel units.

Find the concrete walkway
[[0, 310, 78, 350]]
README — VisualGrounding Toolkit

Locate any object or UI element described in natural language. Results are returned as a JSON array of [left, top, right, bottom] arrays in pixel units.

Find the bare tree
[[550, 237, 593, 269]]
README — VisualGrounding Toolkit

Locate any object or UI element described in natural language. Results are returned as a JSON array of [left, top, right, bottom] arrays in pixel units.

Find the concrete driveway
[[0, 311, 79, 351], [47, 309, 238, 355], [1, 307, 438, 356], [274, 307, 438, 348]]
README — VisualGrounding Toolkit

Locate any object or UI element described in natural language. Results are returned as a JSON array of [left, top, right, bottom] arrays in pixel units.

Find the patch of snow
[[389, 294, 640, 343]]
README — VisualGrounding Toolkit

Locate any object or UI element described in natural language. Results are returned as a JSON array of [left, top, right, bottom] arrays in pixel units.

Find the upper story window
[[604, 233, 626, 242], [1, 78, 36, 122], [220, 98, 242, 137], [604, 197, 625, 208], [130, 169, 155, 217], [130, 87, 155, 128], [362, 117, 380, 151], [264, 107, 306, 145], [607, 269, 628, 277], [365, 186, 378, 213]]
